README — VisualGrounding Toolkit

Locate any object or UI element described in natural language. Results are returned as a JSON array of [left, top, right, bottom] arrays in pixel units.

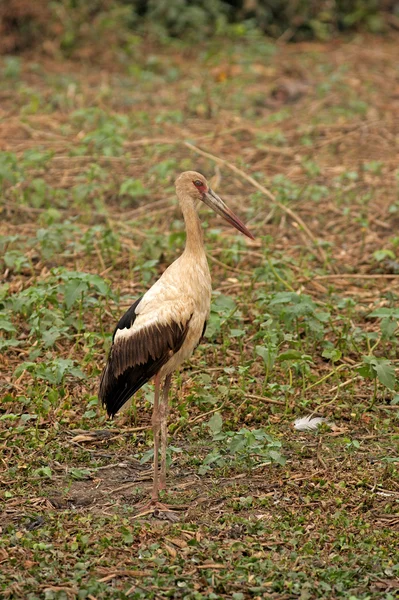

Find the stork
[[99, 171, 253, 509]]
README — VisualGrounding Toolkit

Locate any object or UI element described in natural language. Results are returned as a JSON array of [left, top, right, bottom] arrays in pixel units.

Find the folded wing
[[99, 296, 192, 417]]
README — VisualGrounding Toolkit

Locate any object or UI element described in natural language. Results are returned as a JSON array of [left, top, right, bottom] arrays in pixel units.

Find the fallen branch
[[314, 273, 399, 280], [246, 394, 285, 405]]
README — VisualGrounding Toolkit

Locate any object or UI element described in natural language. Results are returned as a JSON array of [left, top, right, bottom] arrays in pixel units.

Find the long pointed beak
[[202, 188, 255, 240]]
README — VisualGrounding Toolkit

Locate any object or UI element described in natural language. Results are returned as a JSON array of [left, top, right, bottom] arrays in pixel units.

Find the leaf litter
[[1, 33, 399, 599]]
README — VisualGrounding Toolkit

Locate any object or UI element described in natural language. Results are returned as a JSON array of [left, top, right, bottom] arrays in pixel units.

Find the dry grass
[[1, 33, 399, 599]]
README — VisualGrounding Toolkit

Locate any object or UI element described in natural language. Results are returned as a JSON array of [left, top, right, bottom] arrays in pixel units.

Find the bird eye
[[193, 180, 203, 188]]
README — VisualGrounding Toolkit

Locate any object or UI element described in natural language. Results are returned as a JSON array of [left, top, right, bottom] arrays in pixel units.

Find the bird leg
[[134, 374, 180, 519], [159, 374, 172, 491], [151, 372, 161, 502]]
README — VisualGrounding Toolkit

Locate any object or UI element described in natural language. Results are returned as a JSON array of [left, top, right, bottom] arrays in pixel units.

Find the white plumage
[[294, 415, 333, 431]]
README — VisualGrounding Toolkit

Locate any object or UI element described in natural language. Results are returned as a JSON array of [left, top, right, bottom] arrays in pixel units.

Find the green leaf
[[205, 313, 221, 339], [230, 328, 245, 337], [373, 249, 395, 262], [83, 409, 97, 419], [357, 363, 374, 380], [90, 276, 109, 296], [14, 361, 36, 379], [42, 327, 61, 348], [207, 412, 223, 435], [0, 338, 21, 351], [69, 468, 92, 480], [68, 365, 86, 380], [372, 358, 396, 390], [0, 314, 16, 332], [63, 280, 88, 309], [198, 464, 211, 475], [269, 450, 286, 466], [359, 356, 396, 390], [277, 350, 303, 361], [119, 178, 148, 198], [212, 294, 236, 315], [140, 448, 154, 464], [34, 466, 52, 478], [322, 348, 342, 362], [314, 311, 330, 323], [255, 346, 276, 369], [380, 319, 398, 339], [369, 308, 399, 319], [229, 435, 247, 454], [122, 531, 134, 544]]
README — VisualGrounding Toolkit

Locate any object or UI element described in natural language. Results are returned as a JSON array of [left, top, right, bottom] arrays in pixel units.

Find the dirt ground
[[1, 33, 399, 599]]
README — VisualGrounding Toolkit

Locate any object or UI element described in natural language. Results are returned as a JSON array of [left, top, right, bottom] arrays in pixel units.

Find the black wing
[[99, 297, 191, 417]]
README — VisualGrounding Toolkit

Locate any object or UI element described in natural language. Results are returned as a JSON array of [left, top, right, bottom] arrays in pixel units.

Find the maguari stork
[[99, 171, 253, 508]]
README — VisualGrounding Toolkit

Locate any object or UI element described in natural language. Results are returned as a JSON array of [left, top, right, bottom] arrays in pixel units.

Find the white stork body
[[99, 171, 253, 505]]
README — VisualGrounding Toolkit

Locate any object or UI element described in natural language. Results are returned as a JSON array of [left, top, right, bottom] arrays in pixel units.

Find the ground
[[0, 31, 398, 599]]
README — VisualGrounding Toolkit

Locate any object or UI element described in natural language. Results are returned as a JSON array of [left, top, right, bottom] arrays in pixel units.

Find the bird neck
[[181, 202, 205, 256]]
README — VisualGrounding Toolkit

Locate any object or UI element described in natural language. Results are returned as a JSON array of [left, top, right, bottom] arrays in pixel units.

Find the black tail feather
[[99, 354, 168, 418]]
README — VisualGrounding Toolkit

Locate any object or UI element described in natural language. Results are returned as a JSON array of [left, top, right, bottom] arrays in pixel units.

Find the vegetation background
[[1, 1, 398, 599]]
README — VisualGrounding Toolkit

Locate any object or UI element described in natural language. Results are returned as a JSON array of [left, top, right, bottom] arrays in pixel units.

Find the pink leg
[[159, 374, 172, 491], [151, 373, 161, 502]]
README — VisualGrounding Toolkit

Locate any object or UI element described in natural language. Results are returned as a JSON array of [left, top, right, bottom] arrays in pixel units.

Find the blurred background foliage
[[1, 0, 399, 55]]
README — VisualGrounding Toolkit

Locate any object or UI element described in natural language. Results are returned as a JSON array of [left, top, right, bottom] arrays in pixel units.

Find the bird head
[[175, 170, 254, 240]]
